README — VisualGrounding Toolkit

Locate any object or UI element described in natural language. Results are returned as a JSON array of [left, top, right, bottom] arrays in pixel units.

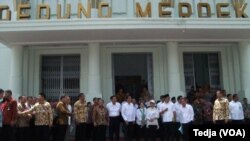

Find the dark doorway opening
[[112, 53, 153, 102]]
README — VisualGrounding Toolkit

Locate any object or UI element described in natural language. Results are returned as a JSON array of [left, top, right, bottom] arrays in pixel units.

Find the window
[[183, 53, 221, 93], [41, 55, 80, 103]]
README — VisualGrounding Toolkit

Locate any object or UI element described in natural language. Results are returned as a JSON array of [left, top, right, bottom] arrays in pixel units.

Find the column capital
[[166, 41, 178, 45], [88, 42, 100, 47], [166, 41, 178, 46], [239, 41, 250, 47], [5, 44, 23, 49]]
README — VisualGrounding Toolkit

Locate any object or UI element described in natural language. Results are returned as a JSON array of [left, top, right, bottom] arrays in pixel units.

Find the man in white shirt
[[160, 94, 176, 141], [65, 96, 72, 141], [229, 94, 244, 124], [121, 95, 136, 141], [173, 95, 183, 141], [106, 96, 121, 141], [157, 95, 165, 111], [179, 97, 194, 141], [157, 95, 166, 141]]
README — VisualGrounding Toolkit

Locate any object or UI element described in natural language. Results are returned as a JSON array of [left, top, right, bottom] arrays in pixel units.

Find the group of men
[[0, 88, 250, 141], [73, 92, 194, 141], [0, 89, 74, 141]]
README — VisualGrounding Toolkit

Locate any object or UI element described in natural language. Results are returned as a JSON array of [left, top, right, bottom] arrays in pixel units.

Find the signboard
[[0, 0, 248, 21]]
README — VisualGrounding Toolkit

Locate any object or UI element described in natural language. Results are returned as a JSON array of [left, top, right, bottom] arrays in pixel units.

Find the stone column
[[166, 42, 184, 98], [9, 46, 23, 99], [88, 43, 102, 100], [239, 42, 250, 101]]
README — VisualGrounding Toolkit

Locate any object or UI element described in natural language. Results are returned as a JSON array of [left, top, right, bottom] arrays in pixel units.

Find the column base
[[86, 92, 103, 102], [168, 91, 185, 99], [239, 89, 250, 102]]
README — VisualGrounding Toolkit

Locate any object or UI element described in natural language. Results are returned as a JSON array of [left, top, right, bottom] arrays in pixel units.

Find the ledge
[[0, 18, 250, 45], [0, 18, 250, 32]]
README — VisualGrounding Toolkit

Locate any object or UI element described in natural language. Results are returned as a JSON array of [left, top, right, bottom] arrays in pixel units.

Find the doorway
[[112, 53, 153, 101]]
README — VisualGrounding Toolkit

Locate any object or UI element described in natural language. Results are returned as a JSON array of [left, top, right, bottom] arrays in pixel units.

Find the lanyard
[[140, 108, 145, 120]]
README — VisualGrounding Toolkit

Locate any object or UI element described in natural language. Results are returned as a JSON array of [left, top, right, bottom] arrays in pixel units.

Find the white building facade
[[0, 0, 250, 103]]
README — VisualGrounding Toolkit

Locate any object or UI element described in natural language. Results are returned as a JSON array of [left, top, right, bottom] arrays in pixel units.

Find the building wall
[[0, 42, 248, 102], [0, 43, 11, 91]]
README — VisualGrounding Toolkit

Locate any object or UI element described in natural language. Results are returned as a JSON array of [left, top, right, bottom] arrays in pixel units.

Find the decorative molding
[[0, 18, 250, 32], [26, 45, 88, 97]]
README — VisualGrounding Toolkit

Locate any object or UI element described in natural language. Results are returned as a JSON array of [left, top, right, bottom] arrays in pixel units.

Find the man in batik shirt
[[242, 97, 250, 124], [17, 96, 32, 141], [192, 97, 203, 124], [200, 97, 213, 124], [74, 93, 88, 141], [22, 93, 53, 141], [93, 98, 109, 141], [213, 90, 229, 124]]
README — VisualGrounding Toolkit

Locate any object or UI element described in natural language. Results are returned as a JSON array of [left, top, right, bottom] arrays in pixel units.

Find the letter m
[[136, 2, 152, 17]]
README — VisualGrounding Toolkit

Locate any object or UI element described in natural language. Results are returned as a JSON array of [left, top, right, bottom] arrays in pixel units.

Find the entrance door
[[112, 53, 153, 101], [41, 55, 80, 103]]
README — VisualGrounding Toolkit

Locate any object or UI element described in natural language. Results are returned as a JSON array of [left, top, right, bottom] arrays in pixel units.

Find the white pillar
[[166, 42, 184, 98], [88, 43, 102, 101], [239, 42, 250, 101], [9, 46, 23, 99]]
